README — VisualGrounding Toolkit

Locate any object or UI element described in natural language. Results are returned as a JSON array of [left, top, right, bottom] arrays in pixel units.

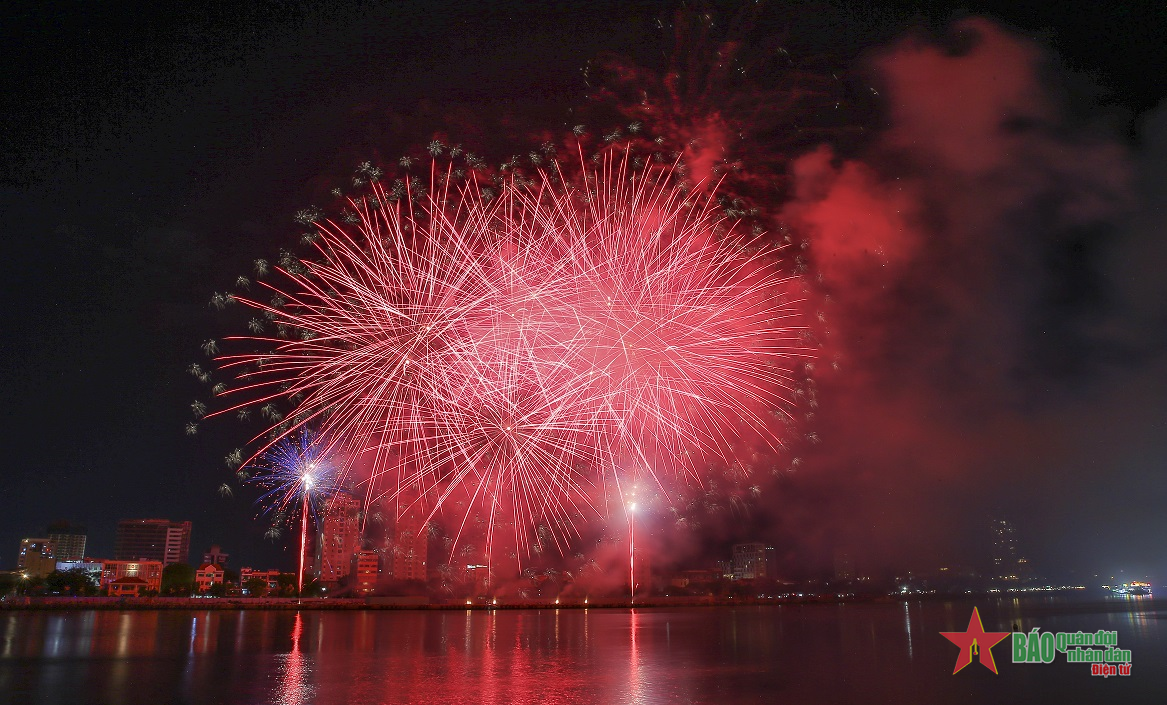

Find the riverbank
[[0, 589, 1120, 611], [1, 595, 830, 610]]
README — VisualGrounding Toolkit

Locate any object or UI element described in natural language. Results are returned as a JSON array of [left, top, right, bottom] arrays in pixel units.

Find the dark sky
[[1, 0, 1164, 582]]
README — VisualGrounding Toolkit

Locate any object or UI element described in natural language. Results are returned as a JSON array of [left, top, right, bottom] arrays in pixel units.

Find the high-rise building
[[114, 519, 191, 566], [202, 545, 229, 567], [465, 564, 489, 594], [833, 550, 855, 581], [990, 517, 1032, 581], [17, 538, 57, 577], [46, 521, 87, 561], [391, 511, 428, 582], [317, 492, 362, 583], [731, 543, 774, 580]]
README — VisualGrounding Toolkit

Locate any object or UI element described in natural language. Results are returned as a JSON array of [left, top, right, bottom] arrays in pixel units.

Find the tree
[[161, 563, 196, 596], [300, 579, 326, 598], [44, 569, 98, 596], [206, 583, 228, 598], [244, 578, 268, 597], [275, 573, 298, 597], [17, 574, 45, 595]]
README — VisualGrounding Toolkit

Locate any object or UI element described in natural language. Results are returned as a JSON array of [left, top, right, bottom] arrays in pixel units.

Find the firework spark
[[248, 430, 340, 516], [208, 149, 807, 564], [247, 430, 341, 592]]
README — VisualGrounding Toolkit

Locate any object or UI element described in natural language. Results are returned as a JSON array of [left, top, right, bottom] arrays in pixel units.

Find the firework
[[247, 430, 340, 592], [206, 148, 807, 566]]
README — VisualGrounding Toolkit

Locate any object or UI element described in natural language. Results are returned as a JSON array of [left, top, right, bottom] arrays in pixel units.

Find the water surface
[[0, 597, 1161, 704]]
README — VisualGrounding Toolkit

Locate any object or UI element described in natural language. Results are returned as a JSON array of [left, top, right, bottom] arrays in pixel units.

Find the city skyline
[[11, 501, 1149, 595]]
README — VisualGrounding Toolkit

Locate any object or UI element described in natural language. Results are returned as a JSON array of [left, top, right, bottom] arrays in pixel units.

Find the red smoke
[[779, 18, 1131, 571]]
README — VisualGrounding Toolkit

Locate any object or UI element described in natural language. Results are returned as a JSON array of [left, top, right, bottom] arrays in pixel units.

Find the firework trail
[[204, 144, 807, 564], [247, 430, 341, 591]]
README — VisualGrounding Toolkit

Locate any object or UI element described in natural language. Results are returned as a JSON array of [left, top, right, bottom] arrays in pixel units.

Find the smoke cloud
[[774, 17, 1165, 577]]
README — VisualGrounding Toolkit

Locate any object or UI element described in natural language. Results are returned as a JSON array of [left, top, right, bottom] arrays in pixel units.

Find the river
[[0, 596, 1161, 704]]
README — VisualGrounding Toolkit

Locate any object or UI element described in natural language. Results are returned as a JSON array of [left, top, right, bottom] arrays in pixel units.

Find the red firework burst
[[208, 150, 807, 561]]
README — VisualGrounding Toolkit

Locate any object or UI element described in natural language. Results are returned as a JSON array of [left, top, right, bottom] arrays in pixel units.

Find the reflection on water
[[276, 612, 313, 705], [904, 601, 914, 660], [0, 597, 1162, 705]]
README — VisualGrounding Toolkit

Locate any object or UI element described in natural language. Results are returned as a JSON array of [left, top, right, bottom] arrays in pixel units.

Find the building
[[115, 519, 191, 566], [46, 521, 87, 561], [391, 512, 428, 582], [317, 492, 362, 584], [731, 543, 775, 580], [202, 545, 229, 567], [465, 564, 489, 594], [990, 517, 1034, 582], [55, 560, 103, 583], [352, 551, 380, 594], [195, 563, 225, 592], [671, 569, 720, 590], [109, 577, 150, 597], [240, 568, 283, 593], [99, 560, 163, 593], [17, 538, 57, 578], [833, 550, 855, 581]]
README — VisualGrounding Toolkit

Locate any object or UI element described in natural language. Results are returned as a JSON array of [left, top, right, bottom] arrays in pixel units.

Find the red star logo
[[940, 607, 1011, 674]]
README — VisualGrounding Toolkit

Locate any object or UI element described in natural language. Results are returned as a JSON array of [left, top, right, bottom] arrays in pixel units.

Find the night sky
[[2, 1, 1165, 582]]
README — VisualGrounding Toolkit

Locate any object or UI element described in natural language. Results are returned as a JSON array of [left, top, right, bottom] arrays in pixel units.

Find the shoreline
[[0, 590, 1139, 612]]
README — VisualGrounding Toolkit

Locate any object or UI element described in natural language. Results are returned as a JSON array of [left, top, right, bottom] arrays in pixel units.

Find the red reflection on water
[[276, 612, 312, 705], [629, 609, 641, 703]]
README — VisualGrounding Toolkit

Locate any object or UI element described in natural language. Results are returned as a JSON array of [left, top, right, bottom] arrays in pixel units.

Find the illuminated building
[[17, 538, 57, 577], [55, 560, 103, 583], [316, 492, 362, 584], [731, 543, 775, 580], [391, 512, 428, 582], [99, 559, 163, 592], [352, 551, 380, 594], [990, 517, 1034, 581], [114, 519, 191, 566], [195, 563, 226, 592], [240, 568, 284, 592], [109, 577, 149, 597], [46, 522, 87, 561], [1107, 580, 1152, 596]]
